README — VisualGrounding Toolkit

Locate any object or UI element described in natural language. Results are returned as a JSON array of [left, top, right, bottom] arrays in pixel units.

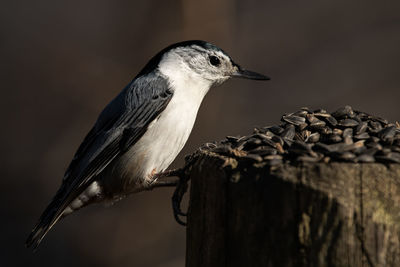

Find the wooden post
[[185, 151, 400, 267]]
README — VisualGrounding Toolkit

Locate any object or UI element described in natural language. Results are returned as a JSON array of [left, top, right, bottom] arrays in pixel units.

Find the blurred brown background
[[2, 0, 400, 266]]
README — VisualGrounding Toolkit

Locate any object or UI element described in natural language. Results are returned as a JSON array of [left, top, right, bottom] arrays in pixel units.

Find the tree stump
[[185, 151, 400, 267]]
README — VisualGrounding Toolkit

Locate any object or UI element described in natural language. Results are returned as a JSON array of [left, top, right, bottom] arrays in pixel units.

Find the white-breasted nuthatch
[[26, 40, 269, 249]]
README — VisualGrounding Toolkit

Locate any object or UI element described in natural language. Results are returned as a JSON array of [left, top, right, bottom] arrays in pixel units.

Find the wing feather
[[26, 73, 173, 248]]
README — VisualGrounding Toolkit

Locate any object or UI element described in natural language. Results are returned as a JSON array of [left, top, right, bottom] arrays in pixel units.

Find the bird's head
[[139, 40, 269, 86]]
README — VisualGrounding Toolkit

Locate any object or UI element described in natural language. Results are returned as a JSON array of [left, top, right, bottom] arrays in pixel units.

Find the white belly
[[65, 54, 215, 213], [66, 82, 209, 210], [117, 74, 212, 189], [129, 95, 200, 179]]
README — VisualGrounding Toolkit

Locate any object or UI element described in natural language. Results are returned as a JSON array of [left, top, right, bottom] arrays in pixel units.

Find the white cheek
[[159, 52, 212, 94]]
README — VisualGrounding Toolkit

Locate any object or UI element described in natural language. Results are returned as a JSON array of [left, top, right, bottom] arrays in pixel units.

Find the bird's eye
[[209, 56, 221, 67]]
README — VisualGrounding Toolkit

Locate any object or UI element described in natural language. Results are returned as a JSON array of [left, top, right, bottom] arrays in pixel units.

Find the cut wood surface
[[185, 150, 400, 267]]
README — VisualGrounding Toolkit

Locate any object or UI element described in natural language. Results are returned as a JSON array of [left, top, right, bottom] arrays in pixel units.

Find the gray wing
[[26, 73, 173, 248]]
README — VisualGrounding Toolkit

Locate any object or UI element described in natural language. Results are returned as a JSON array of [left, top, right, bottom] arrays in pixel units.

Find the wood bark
[[185, 151, 400, 267]]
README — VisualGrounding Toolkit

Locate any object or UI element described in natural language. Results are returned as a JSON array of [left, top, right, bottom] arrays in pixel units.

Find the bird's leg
[[145, 168, 181, 189], [149, 168, 189, 226], [147, 178, 180, 189], [153, 168, 184, 180]]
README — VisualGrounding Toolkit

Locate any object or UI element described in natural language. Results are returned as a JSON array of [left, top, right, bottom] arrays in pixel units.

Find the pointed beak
[[231, 67, 270, 81]]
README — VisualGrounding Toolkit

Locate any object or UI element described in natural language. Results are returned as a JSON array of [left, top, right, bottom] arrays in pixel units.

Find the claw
[[152, 168, 189, 225], [172, 192, 187, 216], [171, 173, 189, 226]]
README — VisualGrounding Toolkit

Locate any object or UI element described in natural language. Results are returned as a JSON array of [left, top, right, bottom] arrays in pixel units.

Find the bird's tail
[[25, 188, 69, 250], [26, 181, 101, 249]]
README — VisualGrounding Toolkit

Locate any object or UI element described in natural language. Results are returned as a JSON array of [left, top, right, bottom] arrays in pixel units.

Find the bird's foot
[[148, 168, 189, 226], [172, 174, 189, 226]]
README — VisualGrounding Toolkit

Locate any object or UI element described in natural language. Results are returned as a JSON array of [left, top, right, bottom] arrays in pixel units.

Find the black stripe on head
[[136, 40, 228, 77]]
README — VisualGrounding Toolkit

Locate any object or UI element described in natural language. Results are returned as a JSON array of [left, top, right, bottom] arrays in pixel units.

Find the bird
[[26, 40, 269, 249]]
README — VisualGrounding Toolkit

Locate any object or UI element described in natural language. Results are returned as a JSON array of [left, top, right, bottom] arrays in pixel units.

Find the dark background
[[2, 0, 400, 266]]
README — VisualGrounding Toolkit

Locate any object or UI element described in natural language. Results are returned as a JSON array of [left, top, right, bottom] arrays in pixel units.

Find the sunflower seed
[[203, 142, 217, 149], [281, 124, 296, 140], [298, 123, 309, 131], [341, 152, 357, 161], [275, 143, 285, 154], [264, 155, 283, 165], [249, 147, 277, 156], [320, 127, 333, 135], [325, 116, 338, 127], [395, 139, 400, 147], [308, 116, 326, 129], [327, 134, 342, 143], [375, 152, 400, 163], [379, 126, 396, 141], [297, 155, 321, 162], [314, 112, 332, 118], [213, 145, 233, 155], [268, 125, 284, 135], [343, 128, 353, 138], [306, 114, 318, 123], [264, 154, 283, 160], [356, 154, 375, 163], [294, 110, 309, 117], [391, 146, 400, 153], [272, 135, 284, 146], [208, 106, 400, 165], [355, 122, 368, 134], [366, 142, 382, 150], [262, 138, 278, 148], [313, 143, 337, 153], [363, 148, 379, 156], [282, 115, 306, 126], [338, 119, 359, 127], [332, 106, 354, 119], [382, 147, 392, 155], [354, 132, 370, 140], [242, 154, 263, 163], [314, 108, 328, 114], [330, 151, 356, 161], [332, 128, 343, 135], [368, 136, 380, 143], [289, 140, 312, 155], [307, 132, 320, 143], [226, 136, 240, 142], [369, 121, 382, 132], [353, 145, 367, 155], [374, 117, 389, 126], [243, 138, 262, 150], [294, 132, 306, 142], [343, 136, 353, 145]]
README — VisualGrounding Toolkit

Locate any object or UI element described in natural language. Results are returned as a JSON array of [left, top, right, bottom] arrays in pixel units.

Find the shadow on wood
[[185, 151, 400, 267]]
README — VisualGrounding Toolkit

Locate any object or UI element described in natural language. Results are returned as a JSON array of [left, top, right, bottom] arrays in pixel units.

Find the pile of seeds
[[201, 106, 400, 165]]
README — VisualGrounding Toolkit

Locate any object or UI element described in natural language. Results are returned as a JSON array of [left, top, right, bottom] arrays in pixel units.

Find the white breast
[[65, 51, 213, 211], [120, 52, 212, 186]]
